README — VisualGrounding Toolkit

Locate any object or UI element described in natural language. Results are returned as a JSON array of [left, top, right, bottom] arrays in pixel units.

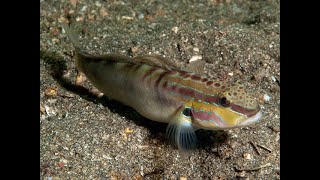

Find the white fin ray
[[166, 107, 197, 151]]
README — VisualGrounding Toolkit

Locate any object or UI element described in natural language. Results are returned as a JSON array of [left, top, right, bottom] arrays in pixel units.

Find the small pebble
[[76, 73, 86, 85], [131, 47, 139, 54], [122, 16, 134, 20], [138, 145, 149, 149], [243, 153, 251, 160], [239, 171, 246, 177], [88, 14, 95, 21], [263, 94, 271, 102], [48, 99, 57, 104], [275, 133, 280, 142], [44, 105, 56, 116], [58, 162, 64, 168], [125, 128, 134, 133], [138, 13, 144, 19], [68, 10, 75, 14], [189, 55, 202, 63], [40, 105, 45, 113], [76, 16, 84, 22], [171, 26, 179, 33], [80, 6, 87, 12], [140, 166, 144, 176], [99, 7, 108, 17], [52, 38, 59, 44], [95, 1, 102, 7], [45, 87, 57, 97]]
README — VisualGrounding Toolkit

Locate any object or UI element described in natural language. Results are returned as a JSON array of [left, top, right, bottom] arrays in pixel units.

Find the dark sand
[[40, 0, 279, 179]]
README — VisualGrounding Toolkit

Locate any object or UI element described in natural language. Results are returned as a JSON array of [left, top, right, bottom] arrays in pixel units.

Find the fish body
[[62, 23, 262, 150]]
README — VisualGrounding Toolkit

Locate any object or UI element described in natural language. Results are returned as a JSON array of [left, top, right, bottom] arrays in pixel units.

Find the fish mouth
[[239, 110, 263, 126]]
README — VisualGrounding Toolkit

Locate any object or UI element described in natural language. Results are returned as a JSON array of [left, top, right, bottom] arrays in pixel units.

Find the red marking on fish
[[191, 75, 201, 81], [204, 95, 218, 104], [143, 67, 158, 80], [192, 110, 211, 121], [206, 81, 213, 86], [230, 104, 260, 117], [201, 78, 208, 82], [214, 83, 221, 87], [178, 87, 194, 97], [192, 110, 226, 126]]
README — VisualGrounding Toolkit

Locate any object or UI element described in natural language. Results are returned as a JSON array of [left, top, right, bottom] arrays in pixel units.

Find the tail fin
[[61, 22, 83, 53]]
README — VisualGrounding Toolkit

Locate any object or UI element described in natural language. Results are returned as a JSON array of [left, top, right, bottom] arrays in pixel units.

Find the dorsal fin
[[61, 22, 88, 55], [133, 54, 179, 71], [185, 60, 206, 75], [62, 22, 135, 64]]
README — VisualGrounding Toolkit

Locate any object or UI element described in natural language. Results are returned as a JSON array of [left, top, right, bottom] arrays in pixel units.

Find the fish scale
[[62, 23, 263, 151]]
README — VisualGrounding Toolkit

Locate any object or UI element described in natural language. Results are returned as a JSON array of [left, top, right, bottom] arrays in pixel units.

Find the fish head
[[188, 82, 262, 130]]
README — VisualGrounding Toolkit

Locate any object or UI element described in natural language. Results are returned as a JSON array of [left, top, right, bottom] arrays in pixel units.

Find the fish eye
[[182, 107, 193, 117], [219, 97, 230, 107]]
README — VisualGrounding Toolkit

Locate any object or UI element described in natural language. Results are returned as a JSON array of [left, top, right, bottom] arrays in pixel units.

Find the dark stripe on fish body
[[183, 73, 191, 78], [124, 63, 143, 77], [162, 81, 168, 89], [142, 67, 158, 80], [169, 83, 178, 91], [155, 71, 167, 88], [230, 103, 260, 117], [120, 62, 136, 70], [175, 86, 205, 100], [167, 70, 178, 75], [178, 71, 187, 76], [131, 64, 142, 73], [177, 87, 194, 97]]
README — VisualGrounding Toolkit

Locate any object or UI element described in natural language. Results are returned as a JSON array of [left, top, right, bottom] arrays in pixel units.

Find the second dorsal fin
[[185, 60, 206, 75], [133, 54, 180, 71]]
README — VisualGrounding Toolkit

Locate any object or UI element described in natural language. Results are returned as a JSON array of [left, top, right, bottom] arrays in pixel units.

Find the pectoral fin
[[166, 107, 197, 151]]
